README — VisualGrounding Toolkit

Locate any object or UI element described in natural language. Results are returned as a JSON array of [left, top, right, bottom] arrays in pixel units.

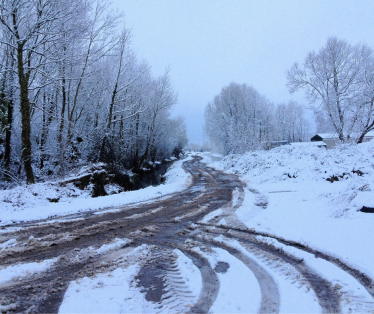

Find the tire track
[[0, 156, 373, 313], [193, 228, 347, 313], [181, 249, 219, 314], [189, 237, 280, 314], [198, 222, 374, 301]]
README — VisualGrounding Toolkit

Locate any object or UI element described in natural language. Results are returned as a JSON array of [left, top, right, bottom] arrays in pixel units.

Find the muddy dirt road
[[0, 156, 374, 313]]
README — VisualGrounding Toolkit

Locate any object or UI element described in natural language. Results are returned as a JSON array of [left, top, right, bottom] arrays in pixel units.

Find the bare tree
[[356, 55, 374, 142], [287, 37, 372, 143]]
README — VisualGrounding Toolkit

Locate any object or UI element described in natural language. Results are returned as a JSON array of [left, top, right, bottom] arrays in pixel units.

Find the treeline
[[205, 82, 310, 155], [0, 0, 187, 185], [205, 37, 374, 155]]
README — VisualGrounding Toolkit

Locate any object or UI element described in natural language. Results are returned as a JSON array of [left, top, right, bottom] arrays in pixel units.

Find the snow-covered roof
[[290, 142, 327, 146], [315, 131, 374, 139], [315, 133, 339, 140]]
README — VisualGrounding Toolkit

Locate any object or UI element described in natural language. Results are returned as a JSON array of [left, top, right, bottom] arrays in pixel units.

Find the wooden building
[[311, 131, 374, 149]]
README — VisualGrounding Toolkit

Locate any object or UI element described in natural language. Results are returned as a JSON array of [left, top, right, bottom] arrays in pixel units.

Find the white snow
[[0, 258, 56, 285], [59, 264, 152, 314], [194, 246, 262, 313], [0, 238, 17, 250], [173, 249, 202, 299], [289, 141, 326, 146], [59, 245, 153, 314], [0, 158, 192, 226], [95, 238, 131, 254], [200, 208, 223, 223], [59, 246, 203, 314], [214, 235, 321, 313], [256, 235, 374, 313], [2, 146, 374, 312], [204, 141, 374, 280]]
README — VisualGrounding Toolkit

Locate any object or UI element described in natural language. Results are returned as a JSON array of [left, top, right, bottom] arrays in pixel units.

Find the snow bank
[[0, 158, 192, 226], [209, 142, 374, 279]]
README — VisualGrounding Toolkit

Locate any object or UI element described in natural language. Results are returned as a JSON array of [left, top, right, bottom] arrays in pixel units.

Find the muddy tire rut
[[0, 156, 373, 313]]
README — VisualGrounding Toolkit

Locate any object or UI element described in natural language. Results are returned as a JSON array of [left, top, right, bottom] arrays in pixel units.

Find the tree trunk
[[358, 101, 374, 144], [357, 132, 365, 144], [40, 92, 54, 169], [107, 82, 118, 130], [1, 56, 14, 177], [17, 46, 34, 184], [40, 91, 47, 169], [58, 69, 67, 176], [133, 113, 140, 169], [4, 94, 13, 171]]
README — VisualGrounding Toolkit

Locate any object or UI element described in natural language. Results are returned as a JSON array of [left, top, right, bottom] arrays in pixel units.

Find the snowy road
[[0, 156, 374, 313]]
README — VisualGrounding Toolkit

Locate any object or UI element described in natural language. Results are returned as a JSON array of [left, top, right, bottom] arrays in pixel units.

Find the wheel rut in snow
[[195, 233, 340, 314], [198, 222, 374, 301], [193, 237, 280, 314], [128, 241, 220, 314], [183, 249, 219, 314], [0, 156, 236, 313], [0, 155, 373, 313]]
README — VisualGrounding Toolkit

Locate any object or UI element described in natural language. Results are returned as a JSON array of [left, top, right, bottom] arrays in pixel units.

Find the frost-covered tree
[[273, 101, 310, 142], [0, 0, 90, 183], [205, 82, 273, 154], [0, 46, 15, 174], [287, 37, 373, 143], [0, 0, 186, 186], [357, 54, 374, 142]]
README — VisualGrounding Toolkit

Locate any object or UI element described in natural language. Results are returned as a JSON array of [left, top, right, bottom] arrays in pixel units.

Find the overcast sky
[[112, 0, 374, 144]]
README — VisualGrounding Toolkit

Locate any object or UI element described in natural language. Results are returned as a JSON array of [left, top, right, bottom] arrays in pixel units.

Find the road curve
[[0, 156, 373, 313]]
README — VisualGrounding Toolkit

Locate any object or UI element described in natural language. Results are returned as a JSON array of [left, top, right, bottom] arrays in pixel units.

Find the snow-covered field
[[203, 141, 374, 279], [0, 158, 192, 226]]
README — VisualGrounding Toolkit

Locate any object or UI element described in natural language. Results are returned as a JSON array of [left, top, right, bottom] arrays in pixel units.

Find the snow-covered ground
[[0, 158, 192, 226], [202, 141, 374, 280], [194, 245, 262, 313], [1, 147, 374, 313], [212, 235, 322, 314], [59, 244, 153, 314], [59, 245, 202, 314]]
